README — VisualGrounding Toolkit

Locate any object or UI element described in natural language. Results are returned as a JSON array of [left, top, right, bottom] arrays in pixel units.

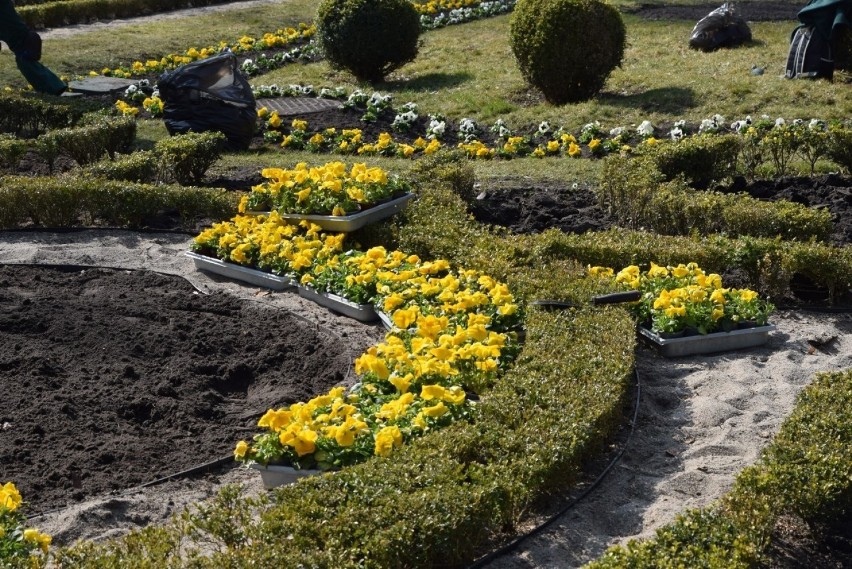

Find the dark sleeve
[[0, 0, 31, 53]]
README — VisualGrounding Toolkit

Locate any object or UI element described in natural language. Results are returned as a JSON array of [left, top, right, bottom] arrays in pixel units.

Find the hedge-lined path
[[483, 316, 852, 567], [1, 229, 850, 566]]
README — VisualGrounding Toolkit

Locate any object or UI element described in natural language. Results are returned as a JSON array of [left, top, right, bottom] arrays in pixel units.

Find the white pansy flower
[[459, 118, 478, 134], [636, 120, 655, 137], [698, 119, 714, 133]]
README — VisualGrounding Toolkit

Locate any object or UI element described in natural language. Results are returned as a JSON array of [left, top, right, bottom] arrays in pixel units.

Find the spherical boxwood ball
[[510, 0, 626, 104], [317, 0, 421, 83]]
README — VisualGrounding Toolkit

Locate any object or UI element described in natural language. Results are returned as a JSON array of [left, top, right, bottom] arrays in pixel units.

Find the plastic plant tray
[[248, 193, 415, 232], [250, 463, 320, 489], [185, 251, 294, 290], [297, 286, 379, 322], [638, 324, 776, 357]]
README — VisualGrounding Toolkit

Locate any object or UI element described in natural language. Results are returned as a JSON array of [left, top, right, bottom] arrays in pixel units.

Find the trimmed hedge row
[[86, 131, 226, 185], [18, 0, 259, 29], [33, 113, 137, 172], [404, 153, 852, 304], [586, 368, 852, 568], [0, 175, 238, 229], [0, 92, 105, 137], [536, 229, 852, 304], [598, 151, 834, 243]]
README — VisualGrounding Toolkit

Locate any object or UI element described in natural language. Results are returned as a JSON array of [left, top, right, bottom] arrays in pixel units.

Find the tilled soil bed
[[0, 265, 350, 513], [465, 173, 852, 247]]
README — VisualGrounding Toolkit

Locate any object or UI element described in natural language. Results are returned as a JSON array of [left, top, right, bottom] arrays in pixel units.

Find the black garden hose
[[467, 365, 643, 569]]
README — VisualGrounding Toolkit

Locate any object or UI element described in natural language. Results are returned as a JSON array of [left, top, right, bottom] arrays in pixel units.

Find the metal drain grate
[[256, 97, 342, 116]]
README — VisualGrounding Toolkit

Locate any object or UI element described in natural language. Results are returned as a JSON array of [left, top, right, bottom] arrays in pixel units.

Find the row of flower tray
[[245, 193, 416, 233], [186, 251, 775, 357], [185, 251, 379, 322]]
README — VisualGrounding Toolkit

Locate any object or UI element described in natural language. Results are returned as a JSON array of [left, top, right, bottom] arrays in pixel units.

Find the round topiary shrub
[[316, 0, 421, 83], [510, 0, 626, 104]]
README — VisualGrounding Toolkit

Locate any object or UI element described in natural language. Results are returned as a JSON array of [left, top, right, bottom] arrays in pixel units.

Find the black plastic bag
[[689, 3, 753, 51], [158, 52, 256, 150]]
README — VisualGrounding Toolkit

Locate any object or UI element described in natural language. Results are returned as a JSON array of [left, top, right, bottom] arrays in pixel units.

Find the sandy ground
[[5, 2, 850, 564], [485, 309, 852, 568], [1, 229, 850, 566]]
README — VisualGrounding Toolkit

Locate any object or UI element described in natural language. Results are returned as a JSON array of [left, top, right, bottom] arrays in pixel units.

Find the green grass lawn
[[1, 1, 848, 186]]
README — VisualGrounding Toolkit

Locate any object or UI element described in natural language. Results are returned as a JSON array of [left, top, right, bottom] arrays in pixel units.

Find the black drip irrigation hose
[[27, 456, 235, 521], [466, 367, 643, 569]]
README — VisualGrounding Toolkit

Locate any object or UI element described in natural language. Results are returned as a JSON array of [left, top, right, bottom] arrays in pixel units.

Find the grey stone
[[67, 76, 138, 96]]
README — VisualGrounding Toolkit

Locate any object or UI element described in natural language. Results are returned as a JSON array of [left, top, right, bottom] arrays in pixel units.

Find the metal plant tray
[[377, 310, 393, 331], [185, 251, 294, 290], [638, 324, 776, 357], [298, 286, 378, 322], [248, 193, 415, 232]]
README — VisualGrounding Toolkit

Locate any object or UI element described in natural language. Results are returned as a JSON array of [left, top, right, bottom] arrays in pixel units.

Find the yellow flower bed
[[412, 0, 484, 14], [242, 161, 411, 215], [590, 262, 774, 335], [192, 213, 345, 275], [191, 197, 522, 472], [92, 24, 316, 79]]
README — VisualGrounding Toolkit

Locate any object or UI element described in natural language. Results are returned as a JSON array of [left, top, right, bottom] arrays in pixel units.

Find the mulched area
[[0, 265, 351, 513]]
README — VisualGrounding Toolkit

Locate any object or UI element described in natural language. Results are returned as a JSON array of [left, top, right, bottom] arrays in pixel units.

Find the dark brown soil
[[467, 177, 616, 236], [463, 173, 852, 247], [761, 514, 852, 569], [0, 265, 350, 513]]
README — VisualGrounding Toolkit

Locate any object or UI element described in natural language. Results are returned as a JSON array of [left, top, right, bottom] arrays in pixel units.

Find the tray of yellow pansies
[[638, 324, 776, 357], [297, 286, 379, 322], [272, 192, 415, 233], [585, 261, 777, 357], [185, 251, 295, 290], [377, 310, 393, 331], [243, 162, 416, 232], [249, 462, 322, 489]]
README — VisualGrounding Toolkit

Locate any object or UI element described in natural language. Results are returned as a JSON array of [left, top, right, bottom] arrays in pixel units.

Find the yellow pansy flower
[[422, 401, 448, 418], [374, 425, 403, 457], [234, 440, 249, 459], [0, 481, 22, 511]]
